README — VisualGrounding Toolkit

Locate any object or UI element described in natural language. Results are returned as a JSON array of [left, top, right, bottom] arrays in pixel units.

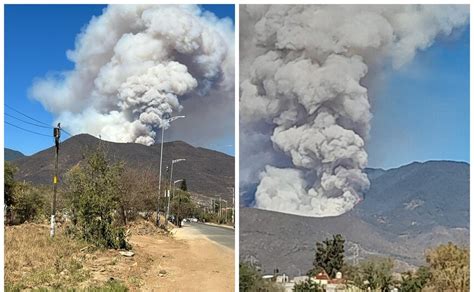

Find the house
[[312, 270, 363, 292], [312, 270, 331, 286]]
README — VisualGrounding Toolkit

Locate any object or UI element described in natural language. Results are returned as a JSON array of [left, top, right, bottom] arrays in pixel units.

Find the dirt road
[[128, 225, 234, 291]]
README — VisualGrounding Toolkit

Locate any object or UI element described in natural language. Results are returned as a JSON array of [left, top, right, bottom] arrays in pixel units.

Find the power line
[[5, 104, 73, 136], [61, 128, 72, 137], [5, 121, 51, 137], [5, 104, 51, 126], [5, 112, 52, 129]]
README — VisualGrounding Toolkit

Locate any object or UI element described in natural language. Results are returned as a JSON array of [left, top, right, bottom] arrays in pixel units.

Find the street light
[[156, 114, 185, 226], [165, 159, 186, 225], [173, 179, 184, 227]]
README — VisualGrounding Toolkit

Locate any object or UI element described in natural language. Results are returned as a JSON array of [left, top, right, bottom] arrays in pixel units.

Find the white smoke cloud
[[31, 5, 234, 146], [240, 5, 469, 217]]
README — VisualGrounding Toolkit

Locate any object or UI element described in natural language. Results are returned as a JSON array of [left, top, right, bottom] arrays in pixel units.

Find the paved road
[[182, 222, 234, 250]]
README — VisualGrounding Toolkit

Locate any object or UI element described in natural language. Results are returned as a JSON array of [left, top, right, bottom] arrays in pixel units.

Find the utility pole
[[50, 123, 61, 238]]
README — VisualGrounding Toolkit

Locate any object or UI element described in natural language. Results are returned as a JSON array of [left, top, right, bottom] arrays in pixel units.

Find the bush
[[350, 257, 394, 291], [12, 183, 48, 224], [425, 242, 469, 291], [5, 162, 16, 210], [170, 189, 196, 226], [293, 279, 324, 292], [239, 262, 283, 292], [64, 147, 129, 249]]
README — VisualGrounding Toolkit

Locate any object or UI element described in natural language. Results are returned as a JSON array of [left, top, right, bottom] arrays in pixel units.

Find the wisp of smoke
[[240, 5, 469, 217], [31, 5, 234, 146]]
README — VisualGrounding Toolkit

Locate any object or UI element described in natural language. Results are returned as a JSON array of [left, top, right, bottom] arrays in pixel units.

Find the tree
[[64, 147, 129, 249], [4, 162, 48, 225], [399, 266, 430, 292], [118, 168, 158, 224], [310, 234, 345, 278], [4, 162, 16, 223], [351, 257, 394, 292], [12, 182, 48, 224], [425, 242, 469, 291], [180, 179, 188, 191], [239, 262, 284, 292], [239, 262, 262, 292], [293, 279, 323, 292], [171, 189, 196, 227]]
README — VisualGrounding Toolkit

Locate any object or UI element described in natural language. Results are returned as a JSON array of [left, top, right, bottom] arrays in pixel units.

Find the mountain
[[11, 134, 234, 201], [5, 148, 26, 161], [240, 161, 469, 276]]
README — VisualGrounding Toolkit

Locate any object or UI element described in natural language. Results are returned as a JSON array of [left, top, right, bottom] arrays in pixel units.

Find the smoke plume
[[240, 5, 468, 217], [31, 5, 234, 146]]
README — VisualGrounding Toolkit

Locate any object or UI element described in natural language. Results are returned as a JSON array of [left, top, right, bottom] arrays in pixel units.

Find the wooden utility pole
[[50, 123, 61, 238]]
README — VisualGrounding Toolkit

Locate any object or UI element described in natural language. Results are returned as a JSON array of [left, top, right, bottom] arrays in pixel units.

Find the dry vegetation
[[5, 220, 168, 291], [5, 224, 91, 290]]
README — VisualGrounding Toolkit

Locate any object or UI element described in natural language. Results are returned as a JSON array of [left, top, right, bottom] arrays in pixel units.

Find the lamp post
[[156, 114, 185, 226], [173, 179, 184, 227], [165, 159, 185, 225]]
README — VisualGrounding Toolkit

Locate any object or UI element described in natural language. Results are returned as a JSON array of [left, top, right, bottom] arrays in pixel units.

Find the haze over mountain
[[10, 134, 234, 201], [240, 160, 469, 276]]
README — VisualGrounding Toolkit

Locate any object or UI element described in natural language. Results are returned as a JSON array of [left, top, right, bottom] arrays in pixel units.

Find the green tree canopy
[[239, 262, 283, 292], [310, 234, 345, 278], [180, 179, 188, 191], [351, 257, 394, 292], [64, 147, 128, 249], [4, 162, 16, 208]]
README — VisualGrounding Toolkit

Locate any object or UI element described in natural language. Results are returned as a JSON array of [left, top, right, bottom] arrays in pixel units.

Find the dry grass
[[5, 223, 129, 291]]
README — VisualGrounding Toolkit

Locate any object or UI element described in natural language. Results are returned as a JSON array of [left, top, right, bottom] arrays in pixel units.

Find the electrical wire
[[5, 121, 51, 137], [5, 104, 51, 126], [5, 104, 72, 136], [5, 112, 52, 129], [61, 129, 72, 137]]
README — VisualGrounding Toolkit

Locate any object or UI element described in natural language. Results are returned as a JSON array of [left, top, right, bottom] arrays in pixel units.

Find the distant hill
[[240, 161, 469, 276], [5, 148, 26, 161], [11, 134, 234, 201]]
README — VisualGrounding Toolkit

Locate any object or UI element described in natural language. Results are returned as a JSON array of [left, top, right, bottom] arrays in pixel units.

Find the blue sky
[[4, 4, 235, 156], [367, 26, 470, 169], [4, 5, 470, 168]]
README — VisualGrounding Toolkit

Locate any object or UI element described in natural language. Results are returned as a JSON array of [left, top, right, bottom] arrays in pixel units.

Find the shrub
[[11, 182, 48, 224], [239, 262, 283, 292], [426, 242, 469, 291], [64, 147, 129, 249]]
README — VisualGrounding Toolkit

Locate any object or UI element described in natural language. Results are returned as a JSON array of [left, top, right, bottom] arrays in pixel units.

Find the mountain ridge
[[11, 134, 234, 201], [240, 160, 469, 276], [5, 148, 26, 161]]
